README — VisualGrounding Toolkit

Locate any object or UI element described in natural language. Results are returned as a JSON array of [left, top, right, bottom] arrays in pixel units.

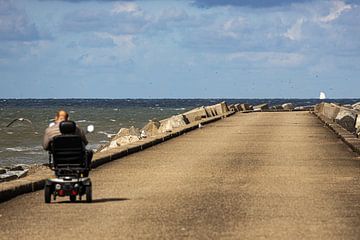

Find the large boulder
[[353, 102, 360, 111], [314, 102, 325, 114], [159, 115, 187, 133], [282, 103, 294, 110], [228, 104, 236, 112], [240, 103, 252, 111], [234, 104, 242, 112], [271, 105, 283, 110], [116, 126, 141, 138], [141, 120, 160, 137], [204, 106, 217, 117], [116, 135, 140, 146], [335, 109, 357, 133], [211, 102, 230, 115], [322, 103, 341, 120], [356, 115, 360, 136], [253, 103, 269, 111], [183, 107, 207, 123]]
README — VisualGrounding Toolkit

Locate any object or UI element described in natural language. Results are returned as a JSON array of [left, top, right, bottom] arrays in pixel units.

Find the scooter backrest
[[60, 121, 76, 135]]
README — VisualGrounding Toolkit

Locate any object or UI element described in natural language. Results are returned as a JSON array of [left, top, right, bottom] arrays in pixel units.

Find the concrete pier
[[0, 112, 359, 239]]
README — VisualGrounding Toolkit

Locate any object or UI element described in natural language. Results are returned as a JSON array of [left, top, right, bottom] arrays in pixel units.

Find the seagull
[[6, 118, 33, 127]]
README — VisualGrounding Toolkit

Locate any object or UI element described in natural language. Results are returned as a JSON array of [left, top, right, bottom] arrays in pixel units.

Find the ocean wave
[[76, 119, 87, 123], [24, 151, 44, 155], [6, 146, 43, 152], [97, 131, 116, 138]]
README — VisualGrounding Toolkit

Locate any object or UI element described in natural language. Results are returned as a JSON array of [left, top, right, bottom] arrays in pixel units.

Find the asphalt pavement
[[0, 112, 359, 239]]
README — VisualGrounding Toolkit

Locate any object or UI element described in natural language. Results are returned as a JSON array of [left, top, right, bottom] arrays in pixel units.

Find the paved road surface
[[1, 112, 359, 239]]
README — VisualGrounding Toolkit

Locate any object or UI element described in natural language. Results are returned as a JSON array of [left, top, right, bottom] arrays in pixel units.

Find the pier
[[0, 111, 359, 239]]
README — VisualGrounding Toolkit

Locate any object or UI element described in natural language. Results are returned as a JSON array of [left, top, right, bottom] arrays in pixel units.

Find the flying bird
[[6, 118, 33, 127]]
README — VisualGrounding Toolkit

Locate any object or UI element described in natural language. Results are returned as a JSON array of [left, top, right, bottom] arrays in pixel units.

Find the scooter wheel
[[70, 195, 76, 202], [85, 186, 92, 203], [44, 186, 51, 204]]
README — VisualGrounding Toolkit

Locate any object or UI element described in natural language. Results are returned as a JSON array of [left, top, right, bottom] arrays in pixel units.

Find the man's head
[[55, 110, 69, 123]]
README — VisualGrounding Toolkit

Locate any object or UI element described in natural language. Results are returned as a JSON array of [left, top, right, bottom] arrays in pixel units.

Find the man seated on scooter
[[42, 110, 93, 176]]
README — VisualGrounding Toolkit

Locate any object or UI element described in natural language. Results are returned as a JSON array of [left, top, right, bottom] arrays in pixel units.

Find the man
[[43, 110, 92, 175]]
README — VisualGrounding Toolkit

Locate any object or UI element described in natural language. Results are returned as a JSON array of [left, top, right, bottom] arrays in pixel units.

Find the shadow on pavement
[[54, 197, 130, 204]]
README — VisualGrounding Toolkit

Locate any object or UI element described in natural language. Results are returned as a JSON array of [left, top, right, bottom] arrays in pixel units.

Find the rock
[[159, 115, 187, 133], [342, 104, 353, 109], [183, 107, 207, 123], [353, 102, 360, 111], [116, 126, 141, 138], [10, 164, 29, 171], [212, 102, 230, 115], [228, 104, 236, 112], [271, 105, 283, 110], [8, 169, 28, 178], [355, 115, 360, 135], [335, 109, 357, 133], [282, 103, 294, 110], [295, 105, 314, 111], [116, 135, 140, 146], [322, 103, 341, 120], [141, 120, 160, 137], [0, 172, 18, 182], [253, 103, 269, 111], [240, 103, 252, 111], [204, 106, 217, 117], [234, 104, 242, 112]]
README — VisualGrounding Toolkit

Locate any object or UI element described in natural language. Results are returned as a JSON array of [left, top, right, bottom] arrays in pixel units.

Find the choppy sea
[[0, 98, 359, 167]]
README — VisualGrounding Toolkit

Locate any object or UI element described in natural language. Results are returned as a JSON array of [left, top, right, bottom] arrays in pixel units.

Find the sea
[[0, 98, 359, 167]]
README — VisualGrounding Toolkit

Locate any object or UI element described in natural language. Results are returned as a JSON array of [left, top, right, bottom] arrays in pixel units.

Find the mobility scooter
[[44, 121, 94, 203]]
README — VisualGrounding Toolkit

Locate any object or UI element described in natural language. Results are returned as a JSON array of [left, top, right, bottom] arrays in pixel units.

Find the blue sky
[[0, 0, 359, 98]]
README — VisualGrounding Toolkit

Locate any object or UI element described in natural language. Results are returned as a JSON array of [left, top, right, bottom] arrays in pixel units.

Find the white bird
[[6, 118, 33, 127]]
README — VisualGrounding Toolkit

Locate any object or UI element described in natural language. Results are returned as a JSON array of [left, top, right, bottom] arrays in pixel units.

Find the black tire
[[70, 195, 76, 202], [44, 186, 51, 204], [85, 186, 92, 203]]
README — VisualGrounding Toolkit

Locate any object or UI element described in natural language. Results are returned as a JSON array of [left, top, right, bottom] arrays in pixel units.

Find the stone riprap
[[282, 103, 295, 110], [314, 102, 359, 136], [253, 103, 269, 111], [0, 165, 30, 183]]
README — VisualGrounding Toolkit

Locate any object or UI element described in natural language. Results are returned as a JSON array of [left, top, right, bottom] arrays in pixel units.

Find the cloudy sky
[[0, 0, 359, 98]]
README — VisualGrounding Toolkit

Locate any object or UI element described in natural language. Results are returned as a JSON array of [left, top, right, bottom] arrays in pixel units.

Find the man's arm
[[42, 129, 51, 151], [76, 127, 88, 146]]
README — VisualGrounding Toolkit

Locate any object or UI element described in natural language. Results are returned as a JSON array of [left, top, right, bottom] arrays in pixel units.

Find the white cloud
[[319, 0, 352, 23], [283, 18, 304, 41], [111, 2, 141, 15], [227, 51, 305, 67], [95, 32, 136, 51]]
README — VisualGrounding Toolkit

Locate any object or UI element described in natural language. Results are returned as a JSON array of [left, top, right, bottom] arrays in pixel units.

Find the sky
[[0, 0, 359, 98]]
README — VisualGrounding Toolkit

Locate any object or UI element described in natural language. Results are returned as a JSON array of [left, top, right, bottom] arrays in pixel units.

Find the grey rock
[[271, 105, 283, 110], [8, 169, 28, 178], [253, 103, 269, 111], [282, 103, 295, 110], [10, 164, 29, 171], [159, 115, 187, 133], [335, 109, 357, 133], [353, 102, 360, 111], [141, 120, 160, 137], [239, 103, 252, 111], [0, 172, 18, 182]]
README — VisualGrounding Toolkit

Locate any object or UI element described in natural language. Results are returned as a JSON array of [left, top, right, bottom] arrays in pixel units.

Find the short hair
[[56, 110, 69, 120]]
